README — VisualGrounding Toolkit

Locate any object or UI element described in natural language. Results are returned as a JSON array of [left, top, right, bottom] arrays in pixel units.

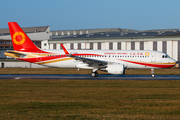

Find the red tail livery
[[8, 22, 40, 52]]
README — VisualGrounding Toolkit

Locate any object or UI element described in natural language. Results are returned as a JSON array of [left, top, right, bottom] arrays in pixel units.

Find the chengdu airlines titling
[[4, 22, 177, 77]]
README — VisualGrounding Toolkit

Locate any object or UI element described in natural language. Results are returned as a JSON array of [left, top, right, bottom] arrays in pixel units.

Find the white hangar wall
[[47, 37, 180, 61]]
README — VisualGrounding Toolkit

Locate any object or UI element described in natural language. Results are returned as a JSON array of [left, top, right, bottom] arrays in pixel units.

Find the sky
[[1, 0, 180, 31]]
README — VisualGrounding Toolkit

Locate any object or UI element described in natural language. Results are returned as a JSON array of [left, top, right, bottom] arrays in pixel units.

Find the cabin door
[[151, 52, 156, 62]]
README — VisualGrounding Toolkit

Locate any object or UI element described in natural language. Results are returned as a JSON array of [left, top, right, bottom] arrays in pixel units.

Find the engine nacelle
[[106, 63, 125, 74]]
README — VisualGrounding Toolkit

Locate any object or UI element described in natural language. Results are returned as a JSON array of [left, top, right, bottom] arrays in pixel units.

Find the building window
[[5, 46, 10, 49], [44, 43, 47, 46], [78, 43, 81, 49], [34, 42, 40, 45], [5, 41, 11, 44], [162, 41, 167, 53], [109, 42, 113, 50], [140, 41, 144, 50], [131, 42, 135, 50], [98, 42, 101, 50], [70, 43, 74, 49], [90, 43, 93, 49], [117, 42, 121, 50], [0, 41, 5, 44], [153, 41, 157, 51], [53, 44, 56, 49]]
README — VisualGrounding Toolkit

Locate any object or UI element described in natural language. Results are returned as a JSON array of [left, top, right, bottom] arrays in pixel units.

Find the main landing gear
[[91, 69, 98, 77], [151, 68, 155, 77], [90, 72, 98, 77]]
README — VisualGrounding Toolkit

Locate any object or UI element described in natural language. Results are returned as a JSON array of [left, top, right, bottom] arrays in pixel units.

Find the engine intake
[[106, 63, 125, 74]]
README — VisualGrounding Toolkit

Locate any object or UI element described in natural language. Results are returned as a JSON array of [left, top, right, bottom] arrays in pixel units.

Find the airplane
[[5, 22, 177, 77]]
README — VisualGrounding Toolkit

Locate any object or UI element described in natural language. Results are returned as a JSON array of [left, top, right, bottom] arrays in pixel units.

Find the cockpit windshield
[[162, 55, 170, 58]]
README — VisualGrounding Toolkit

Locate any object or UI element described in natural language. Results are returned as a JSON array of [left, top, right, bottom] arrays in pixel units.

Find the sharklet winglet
[[60, 43, 69, 55]]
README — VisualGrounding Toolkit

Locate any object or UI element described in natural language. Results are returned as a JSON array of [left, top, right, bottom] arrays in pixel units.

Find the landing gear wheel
[[91, 72, 98, 77], [151, 69, 155, 77], [95, 72, 98, 77], [151, 74, 155, 77]]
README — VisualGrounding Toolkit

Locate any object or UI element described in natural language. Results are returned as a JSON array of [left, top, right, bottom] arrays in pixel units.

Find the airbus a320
[[5, 22, 177, 77]]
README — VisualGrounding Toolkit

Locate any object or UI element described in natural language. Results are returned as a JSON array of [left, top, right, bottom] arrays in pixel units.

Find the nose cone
[[170, 58, 177, 67]]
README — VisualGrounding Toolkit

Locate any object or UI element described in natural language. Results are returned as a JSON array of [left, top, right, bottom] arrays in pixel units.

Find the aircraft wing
[[69, 54, 108, 68], [60, 43, 108, 68]]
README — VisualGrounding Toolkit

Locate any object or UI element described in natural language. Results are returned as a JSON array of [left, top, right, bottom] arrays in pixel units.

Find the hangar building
[[49, 28, 180, 62]]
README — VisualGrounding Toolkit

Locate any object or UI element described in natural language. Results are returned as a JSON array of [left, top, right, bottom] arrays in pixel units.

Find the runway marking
[[14, 77, 21, 80]]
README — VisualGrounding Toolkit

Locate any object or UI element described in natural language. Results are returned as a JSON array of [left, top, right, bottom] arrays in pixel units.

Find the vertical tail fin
[[8, 22, 40, 52]]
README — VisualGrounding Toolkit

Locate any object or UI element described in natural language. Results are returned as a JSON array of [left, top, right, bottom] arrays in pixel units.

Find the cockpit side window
[[167, 55, 170, 58], [162, 55, 170, 58]]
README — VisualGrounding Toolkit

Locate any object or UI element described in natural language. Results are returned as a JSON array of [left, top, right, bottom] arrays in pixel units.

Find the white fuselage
[[35, 49, 176, 69]]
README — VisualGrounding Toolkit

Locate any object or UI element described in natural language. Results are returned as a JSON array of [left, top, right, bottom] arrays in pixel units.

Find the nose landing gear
[[151, 68, 155, 77]]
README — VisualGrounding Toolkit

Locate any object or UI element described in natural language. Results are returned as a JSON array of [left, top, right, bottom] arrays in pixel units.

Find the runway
[[0, 74, 180, 80]]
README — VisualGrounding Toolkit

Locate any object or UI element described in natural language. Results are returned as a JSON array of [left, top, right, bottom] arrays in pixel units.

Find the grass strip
[[0, 80, 180, 119]]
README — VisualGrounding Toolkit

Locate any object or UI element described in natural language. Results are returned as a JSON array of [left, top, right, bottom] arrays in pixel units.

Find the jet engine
[[105, 63, 125, 74]]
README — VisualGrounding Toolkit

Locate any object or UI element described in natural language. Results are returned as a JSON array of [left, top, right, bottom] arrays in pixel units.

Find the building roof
[[50, 29, 180, 40], [0, 26, 49, 36], [50, 28, 138, 36]]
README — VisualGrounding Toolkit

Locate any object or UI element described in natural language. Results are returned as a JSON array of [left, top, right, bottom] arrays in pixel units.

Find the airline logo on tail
[[13, 32, 26, 45], [8, 22, 41, 52]]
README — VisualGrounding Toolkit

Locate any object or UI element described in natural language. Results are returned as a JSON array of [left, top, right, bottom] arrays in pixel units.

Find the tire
[[95, 72, 98, 77], [91, 72, 98, 77], [151, 74, 155, 77]]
